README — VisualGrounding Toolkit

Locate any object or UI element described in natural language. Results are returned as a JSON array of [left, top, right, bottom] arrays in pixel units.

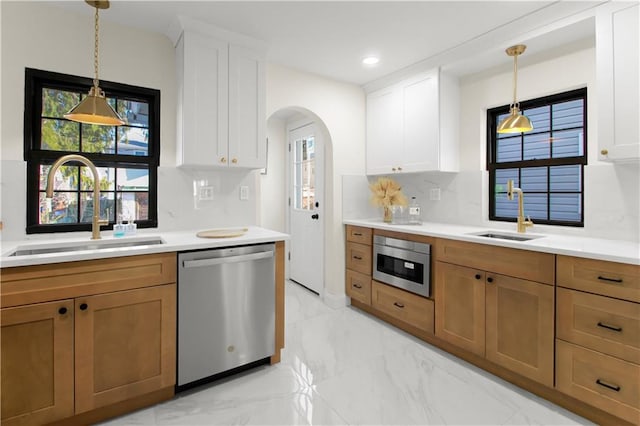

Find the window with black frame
[[487, 88, 587, 226], [24, 68, 160, 234]]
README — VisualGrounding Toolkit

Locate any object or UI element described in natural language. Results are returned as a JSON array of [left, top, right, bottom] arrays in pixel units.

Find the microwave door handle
[[182, 251, 273, 268]]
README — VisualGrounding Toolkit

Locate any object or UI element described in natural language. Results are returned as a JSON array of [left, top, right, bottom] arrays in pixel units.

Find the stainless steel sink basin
[[467, 231, 543, 242], [9, 236, 165, 256]]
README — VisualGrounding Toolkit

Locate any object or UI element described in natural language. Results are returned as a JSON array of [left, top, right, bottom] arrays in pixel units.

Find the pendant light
[[497, 44, 533, 134], [64, 0, 125, 126]]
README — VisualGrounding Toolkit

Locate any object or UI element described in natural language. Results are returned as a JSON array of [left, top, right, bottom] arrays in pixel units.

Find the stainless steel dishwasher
[[177, 243, 275, 389]]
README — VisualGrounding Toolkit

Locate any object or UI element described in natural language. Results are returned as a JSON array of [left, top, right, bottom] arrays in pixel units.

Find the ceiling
[[50, 1, 605, 86]]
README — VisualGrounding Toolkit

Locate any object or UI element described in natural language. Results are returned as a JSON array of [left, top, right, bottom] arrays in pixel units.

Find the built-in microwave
[[372, 235, 431, 298]]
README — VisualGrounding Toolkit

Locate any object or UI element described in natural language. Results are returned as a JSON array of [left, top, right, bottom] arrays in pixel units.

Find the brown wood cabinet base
[[46, 387, 174, 426], [349, 299, 634, 426]]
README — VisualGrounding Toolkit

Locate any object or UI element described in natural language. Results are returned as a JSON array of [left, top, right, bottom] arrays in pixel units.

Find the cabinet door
[[435, 262, 485, 356], [178, 30, 229, 167], [597, 3, 640, 161], [228, 44, 266, 169], [1, 300, 74, 425], [401, 71, 439, 173], [485, 274, 554, 386], [366, 86, 403, 175], [75, 284, 176, 413]]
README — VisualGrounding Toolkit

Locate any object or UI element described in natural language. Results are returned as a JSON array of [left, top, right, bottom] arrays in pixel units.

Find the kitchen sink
[[467, 231, 544, 242], [9, 236, 165, 256]]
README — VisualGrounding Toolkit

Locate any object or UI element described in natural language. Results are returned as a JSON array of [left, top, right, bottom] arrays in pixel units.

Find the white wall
[[265, 64, 366, 301], [0, 2, 259, 241], [260, 117, 287, 232]]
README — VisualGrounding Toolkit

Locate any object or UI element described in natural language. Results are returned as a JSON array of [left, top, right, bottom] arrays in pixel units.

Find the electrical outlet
[[199, 186, 214, 201], [430, 188, 441, 201], [240, 186, 249, 200]]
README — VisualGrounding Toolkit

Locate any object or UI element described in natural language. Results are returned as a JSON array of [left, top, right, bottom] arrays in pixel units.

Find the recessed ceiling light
[[362, 56, 380, 66]]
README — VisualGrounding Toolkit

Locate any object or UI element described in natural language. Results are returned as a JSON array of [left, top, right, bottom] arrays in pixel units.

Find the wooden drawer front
[[346, 270, 371, 305], [557, 288, 640, 364], [372, 280, 434, 333], [346, 225, 372, 245], [1, 253, 177, 308], [557, 255, 640, 303], [556, 340, 640, 425], [436, 238, 554, 285], [346, 242, 372, 275]]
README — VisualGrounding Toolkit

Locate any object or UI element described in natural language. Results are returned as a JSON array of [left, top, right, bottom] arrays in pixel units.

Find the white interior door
[[288, 122, 324, 295]]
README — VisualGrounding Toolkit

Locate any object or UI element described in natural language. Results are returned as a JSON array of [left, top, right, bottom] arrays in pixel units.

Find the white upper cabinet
[[366, 69, 459, 175], [173, 21, 266, 169], [597, 2, 639, 162]]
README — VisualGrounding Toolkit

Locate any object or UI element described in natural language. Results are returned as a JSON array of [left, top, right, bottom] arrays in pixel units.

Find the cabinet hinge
[[288, 197, 291, 206], [288, 251, 291, 261], [288, 143, 291, 152]]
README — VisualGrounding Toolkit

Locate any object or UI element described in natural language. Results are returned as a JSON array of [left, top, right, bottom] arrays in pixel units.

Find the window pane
[[550, 193, 581, 222], [553, 99, 583, 130], [521, 167, 547, 192], [117, 168, 149, 191], [39, 164, 78, 190], [523, 105, 550, 132], [42, 88, 80, 118], [80, 192, 114, 223], [552, 129, 584, 158], [523, 193, 548, 220], [496, 112, 511, 140], [495, 168, 519, 192], [81, 124, 116, 153], [495, 192, 517, 217], [496, 135, 521, 162], [41, 119, 80, 151], [80, 166, 115, 191], [117, 192, 148, 221], [118, 99, 149, 127], [523, 132, 551, 160], [117, 127, 149, 156], [39, 192, 78, 224], [550, 165, 581, 192]]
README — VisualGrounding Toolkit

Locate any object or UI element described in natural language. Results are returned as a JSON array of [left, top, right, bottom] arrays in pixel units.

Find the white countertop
[[0, 227, 289, 268], [344, 219, 640, 265]]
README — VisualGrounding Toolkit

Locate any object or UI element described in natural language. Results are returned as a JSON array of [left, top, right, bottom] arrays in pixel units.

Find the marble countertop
[[344, 219, 640, 265], [0, 227, 289, 268]]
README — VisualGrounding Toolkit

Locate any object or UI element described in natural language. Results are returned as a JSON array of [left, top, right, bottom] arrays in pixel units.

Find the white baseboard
[[323, 291, 349, 309]]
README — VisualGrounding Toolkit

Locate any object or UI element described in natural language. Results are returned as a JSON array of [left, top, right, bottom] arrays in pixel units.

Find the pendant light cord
[[93, 6, 100, 89]]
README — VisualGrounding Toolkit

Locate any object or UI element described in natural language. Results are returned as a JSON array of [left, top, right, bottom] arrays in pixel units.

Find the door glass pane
[[293, 136, 315, 210]]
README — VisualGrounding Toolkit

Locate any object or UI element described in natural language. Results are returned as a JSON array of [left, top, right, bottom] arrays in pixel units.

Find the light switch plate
[[199, 186, 214, 201], [240, 186, 249, 200]]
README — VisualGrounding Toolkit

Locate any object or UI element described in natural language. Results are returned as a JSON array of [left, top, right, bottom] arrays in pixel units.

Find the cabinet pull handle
[[231, 158, 238, 164], [475, 274, 482, 280], [597, 322, 622, 332], [596, 379, 620, 392], [353, 255, 363, 260], [597, 276, 623, 284], [353, 232, 363, 236], [79, 303, 88, 311], [353, 283, 363, 289], [487, 277, 494, 283], [220, 157, 227, 164], [58, 307, 68, 315], [392, 168, 397, 172], [393, 302, 405, 308]]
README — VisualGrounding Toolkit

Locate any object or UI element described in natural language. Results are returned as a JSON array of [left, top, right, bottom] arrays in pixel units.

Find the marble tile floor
[[101, 280, 592, 425]]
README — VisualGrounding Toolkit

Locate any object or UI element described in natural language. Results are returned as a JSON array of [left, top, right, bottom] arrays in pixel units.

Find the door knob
[[311, 213, 319, 220]]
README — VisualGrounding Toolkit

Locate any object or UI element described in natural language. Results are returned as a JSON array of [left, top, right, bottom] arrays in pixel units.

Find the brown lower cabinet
[[1, 253, 177, 426]]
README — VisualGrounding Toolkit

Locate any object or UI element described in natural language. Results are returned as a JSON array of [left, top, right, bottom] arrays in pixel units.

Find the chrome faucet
[[507, 179, 534, 233], [46, 154, 108, 240]]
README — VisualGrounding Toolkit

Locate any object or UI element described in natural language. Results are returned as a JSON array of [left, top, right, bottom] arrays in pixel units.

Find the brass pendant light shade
[[497, 44, 533, 134], [64, 0, 125, 126]]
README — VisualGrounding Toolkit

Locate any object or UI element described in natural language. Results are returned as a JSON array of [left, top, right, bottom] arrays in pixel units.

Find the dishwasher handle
[[182, 250, 274, 269]]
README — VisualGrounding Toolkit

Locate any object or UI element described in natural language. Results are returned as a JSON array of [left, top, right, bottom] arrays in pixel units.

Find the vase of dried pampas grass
[[369, 177, 408, 223]]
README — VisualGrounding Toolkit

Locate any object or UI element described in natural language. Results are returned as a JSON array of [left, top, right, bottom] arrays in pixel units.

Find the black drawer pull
[[58, 307, 68, 315], [353, 283, 363, 289], [596, 379, 621, 392], [353, 255, 363, 260], [597, 322, 622, 332], [597, 276, 623, 283], [486, 277, 494, 283], [475, 274, 482, 280], [79, 303, 88, 311], [353, 232, 363, 236], [393, 302, 405, 309]]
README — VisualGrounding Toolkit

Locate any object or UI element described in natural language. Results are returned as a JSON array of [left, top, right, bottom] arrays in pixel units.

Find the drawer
[[346, 270, 371, 306], [372, 280, 434, 333], [346, 225, 372, 245], [436, 238, 554, 285], [557, 288, 640, 364], [557, 255, 640, 303], [346, 242, 372, 275], [556, 340, 640, 425]]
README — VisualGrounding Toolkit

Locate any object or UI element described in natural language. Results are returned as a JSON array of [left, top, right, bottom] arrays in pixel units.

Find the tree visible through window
[[487, 88, 587, 226], [24, 68, 160, 234]]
